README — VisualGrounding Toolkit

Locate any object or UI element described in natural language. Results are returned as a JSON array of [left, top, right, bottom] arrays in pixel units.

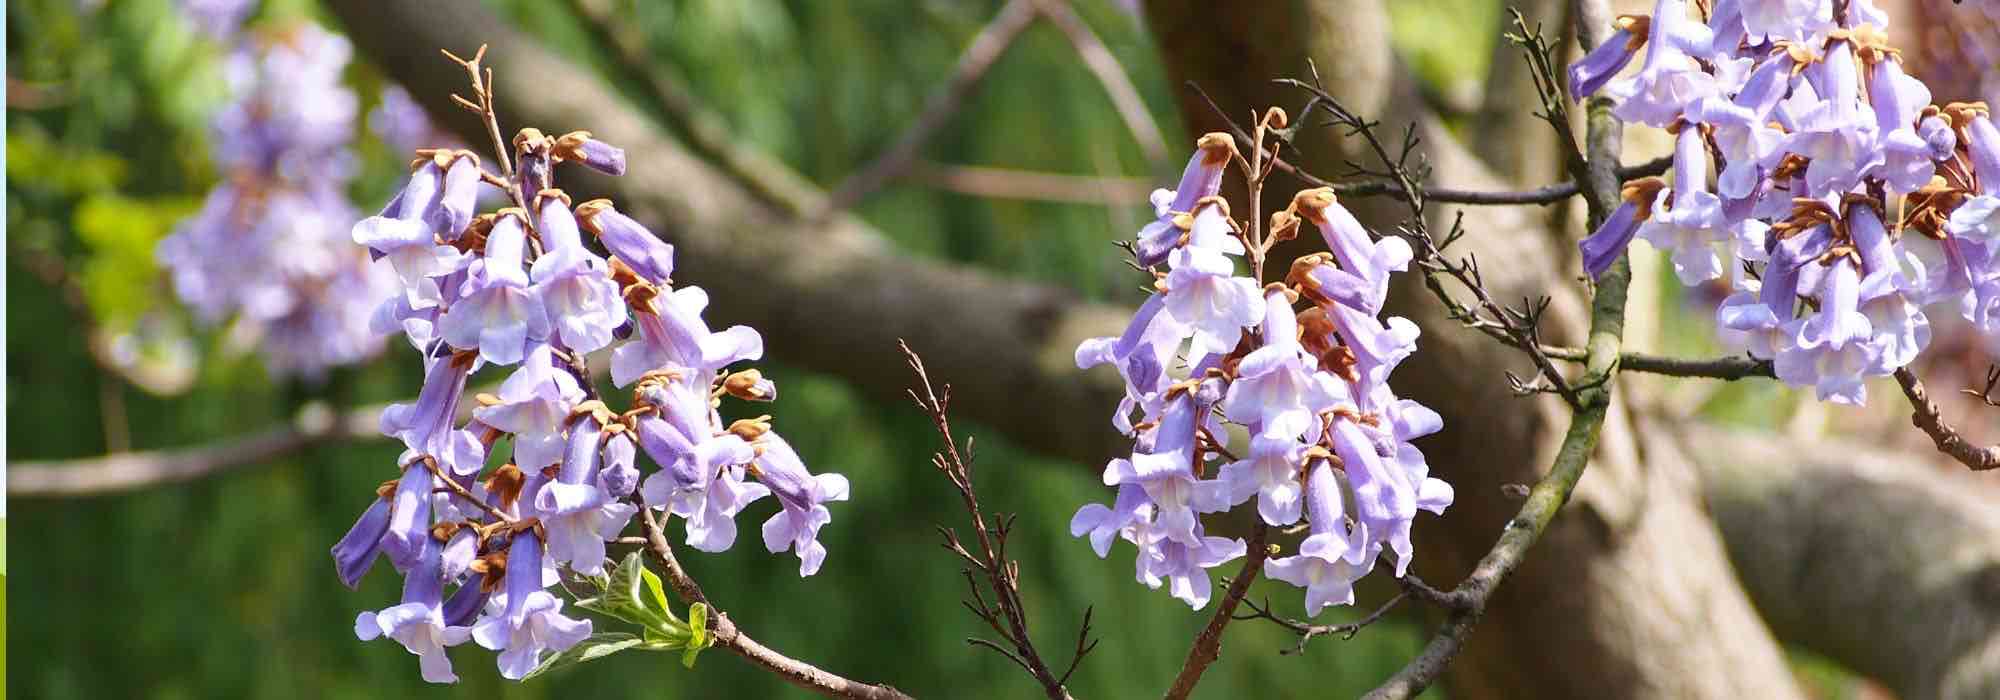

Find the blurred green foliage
[[3, 1, 1481, 697]]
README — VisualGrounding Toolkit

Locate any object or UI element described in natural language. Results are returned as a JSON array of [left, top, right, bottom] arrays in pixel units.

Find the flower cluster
[[1571, 0, 2000, 405], [334, 122, 848, 682], [156, 20, 398, 379], [1072, 134, 1453, 612]]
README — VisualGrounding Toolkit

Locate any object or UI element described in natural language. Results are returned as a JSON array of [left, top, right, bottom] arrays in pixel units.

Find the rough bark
[[1694, 426, 2000, 700], [1142, 1, 1801, 698]]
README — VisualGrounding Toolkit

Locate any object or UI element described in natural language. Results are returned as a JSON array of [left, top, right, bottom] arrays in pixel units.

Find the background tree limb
[[324, 0, 1138, 469]]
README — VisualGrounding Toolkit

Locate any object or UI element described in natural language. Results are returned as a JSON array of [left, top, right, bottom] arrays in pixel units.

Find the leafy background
[[3, 0, 1889, 697]]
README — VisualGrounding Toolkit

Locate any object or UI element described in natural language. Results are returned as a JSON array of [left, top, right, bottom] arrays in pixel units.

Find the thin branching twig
[[902, 340, 1088, 700]]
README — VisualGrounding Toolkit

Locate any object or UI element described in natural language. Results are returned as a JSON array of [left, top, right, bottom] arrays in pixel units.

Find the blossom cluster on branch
[[1072, 133, 1453, 612], [155, 18, 400, 379], [1573, 0, 1997, 405], [331, 67, 848, 682]]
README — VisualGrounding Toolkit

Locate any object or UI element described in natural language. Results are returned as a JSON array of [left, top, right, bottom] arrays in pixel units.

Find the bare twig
[[820, 0, 1041, 216], [1537, 346, 1775, 380], [1960, 365, 2000, 407], [1894, 367, 2000, 471], [1234, 591, 1409, 656], [441, 45, 514, 178], [637, 509, 912, 699], [902, 340, 1083, 700], [1187, 80, 1668, 206], [418, 453, 515, 523], [1030, 0, 1168, 167], [909, 162, 1155, 204]]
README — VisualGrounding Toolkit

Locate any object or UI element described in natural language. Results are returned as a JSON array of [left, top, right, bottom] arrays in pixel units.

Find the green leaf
[[578, 552, 687, 634], [682, 602, 713, 669], [641, 565, 672, 614], [521, 633, 648, 680]]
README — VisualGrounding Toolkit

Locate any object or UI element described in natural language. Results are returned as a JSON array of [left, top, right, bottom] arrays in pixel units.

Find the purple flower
[[1581, 178, 1670, 279], [1265, 459, 1376, 615], [1338, 305, 1423, 386], [1608, 0, 1718, 127], [1568, 15, 1648, 100], [600, 433, 640, 499], [1638, 129, 1731, 284], [751, 433, 850, 576], [470, 344, 582, 472], [1069, 483, 1150, 558], [439, 212, 551, 365], [1775, 257, 1885, 404], [1295, 189, 1412, 295], [355, 532, 471, 684], [1075, 294, 1189, 433], [1331, 418, 1421, 577], [1129, 517, 1245, 610], [1217, 435, 1310, 527], [610, 284, 764, 388], [576, 199, 676, 286], [635, 378, 768, 553], [1222, 288, 1347, 438], [353, 161, 475, 307], [534, 414, 639, 576], [1780, 41, 1882, 195], [471, 531, 592, 680], [379, 350, 478, 459], [554, 131, 627, 176], [333, 490, 394, 589], [1161, 247, 1264, 361], [1114, 381, 1234, 547], [530, 192, 626, 354], [1134, 133, 1236, 267], [1866, 55, 1937, 195]]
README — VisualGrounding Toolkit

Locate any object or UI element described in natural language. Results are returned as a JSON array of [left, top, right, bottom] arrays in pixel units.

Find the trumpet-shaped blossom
[[1265, 460, 1376, 615], [439, 213, 551, 366], [751, 433, 850, 577], [1134, 134, 1237, 266], [355, 535, 471, 684]]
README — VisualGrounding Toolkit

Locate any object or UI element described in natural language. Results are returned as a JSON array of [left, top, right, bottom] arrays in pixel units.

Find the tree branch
[[1537, 346, 1775, 381], [9, 402, 382, 497], [908, 162, 1155, 204], [819, 0, 1042, 216], [638, 509, 913, 700], [561, 0, 828, 216], [1893, 367, 2000, 471], [1030, 0, 1168, 168], [1162, 523, 1269, 700]]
